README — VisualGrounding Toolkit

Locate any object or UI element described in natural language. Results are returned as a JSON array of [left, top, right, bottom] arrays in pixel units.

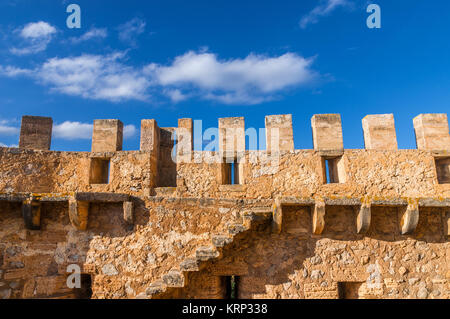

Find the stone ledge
[[317, 150, 345, 157], [0, 192, 131, 203], [0, 193, 70, 202], [218, 184, 246, 192], [279, 196, 450, 208], [1, 192, 449, 208], [74, 192, 130, 203], [154, 187, 177, 197], [89, 152, 115, 159]]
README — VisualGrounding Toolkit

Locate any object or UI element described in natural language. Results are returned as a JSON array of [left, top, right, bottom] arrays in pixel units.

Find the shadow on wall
[[0, 201, 447, 299], [0, 198, 150, 299], [166, 205, 448, 299]]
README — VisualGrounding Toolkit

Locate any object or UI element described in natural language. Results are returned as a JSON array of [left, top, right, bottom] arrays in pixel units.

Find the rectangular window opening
[[435, 157, 450, 184], [89, 158, 111, 184], [231, 161, 236, 184], [222, 158, 241, 185], [337, 282, 363, 299], [323, 156, 346, 184], [325, 159, 332, 184], [75, 274, 93, 299], [225, 276, 239, 299]]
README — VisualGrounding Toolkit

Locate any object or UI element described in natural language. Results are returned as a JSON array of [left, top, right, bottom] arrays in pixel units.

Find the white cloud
[[123, 124, 137, 139], [0, 65, 32, 77], [148, 51, 316, 104], [164, 89, 189, 103], [53, 121, 136, 140], [117, 18, 146, 45], [0, 120, 19, 136], [11, 21, 57, 55], [70, 27, 108, 43], [0, 50, 318, 105], [53, 121, 93, 140], [300, 0, 351, 29], [37, 53, 150, 102], [20, 21, 56, 38], [0, 52, 150, 102]]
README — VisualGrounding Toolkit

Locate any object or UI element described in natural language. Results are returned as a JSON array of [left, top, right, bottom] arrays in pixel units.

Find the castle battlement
[[0, 113, 448, 300], [1, 113, 448, 197], [10, 113, 450, 153]]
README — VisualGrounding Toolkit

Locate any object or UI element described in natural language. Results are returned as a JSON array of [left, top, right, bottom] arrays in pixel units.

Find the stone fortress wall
[[0, 113, 448, 299]]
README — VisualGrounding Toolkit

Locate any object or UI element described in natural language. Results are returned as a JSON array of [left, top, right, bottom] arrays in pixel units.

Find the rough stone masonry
[[0, 113, 449, 299]]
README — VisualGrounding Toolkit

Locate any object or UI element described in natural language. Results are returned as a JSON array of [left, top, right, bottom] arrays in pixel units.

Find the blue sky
[[0, 0, 449, 151]]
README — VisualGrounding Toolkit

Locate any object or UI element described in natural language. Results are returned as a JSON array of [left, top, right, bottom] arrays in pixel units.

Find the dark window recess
[[225, 276, 239, 299], [223, 158, 240, 185], [435, 157, 450, 184], [323, 156, 346, 184], [75, 274, 93, 299], [337, 282, 363, 299], [89, 158, 110, 184], [325, 159, 332, 184], [231, 161, 236, 184]]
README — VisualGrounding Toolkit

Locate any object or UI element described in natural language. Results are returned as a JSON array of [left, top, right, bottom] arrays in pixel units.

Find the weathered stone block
[[357, 203, 371, 234], [228, 223, 247, 236], [362, 114, 398, 150], [196, 246, 219, 261], [123, 201, 134, 225], [158, 127, 177, 187], [140, 119, 159, 152], [91, 119, 123, 152], [180, 258, 199, 272], [162, 270, 184, 288], [272, 199, 283, 234], [212, 235, 232, 248], [177, 118, 193, 163], [146, 281, 166, 296], [4, 269, 26, 280], [400, 201, 420, 235], [68, 200, 89, 231], [413, 114, 450, 151], [311, 114, 344, 153], [312, 200, 326, 235], [219, 117, 245, 159], [209, 261, 249, 276], [265, 114, 294, 152], [19, 116, 53, 150], [140, 119, 160, 188]]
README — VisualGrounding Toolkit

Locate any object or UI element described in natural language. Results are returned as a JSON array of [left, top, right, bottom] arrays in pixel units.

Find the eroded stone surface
[[0, 113, 448, 299]]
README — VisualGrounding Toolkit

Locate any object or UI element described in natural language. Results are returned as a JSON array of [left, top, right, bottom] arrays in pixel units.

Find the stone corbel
[[357, 199, 371, 234], [22, 199, 41, 230], [123, 201, 134, 225], [446, 211, 450, 237], [272, 198, 282, 234], [312, 199, 326, 235], [400, 199, 420, 235], [69, 200, 89, 231]]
